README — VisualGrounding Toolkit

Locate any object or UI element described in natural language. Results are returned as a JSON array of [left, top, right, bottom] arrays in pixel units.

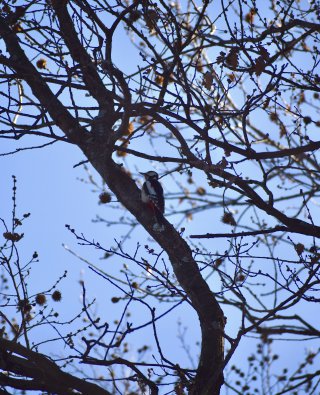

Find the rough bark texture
[[82, 142, 226, 394], [0, 338, 111, 395], [2, 1, 320, 394], [0, 7, 225, 394]]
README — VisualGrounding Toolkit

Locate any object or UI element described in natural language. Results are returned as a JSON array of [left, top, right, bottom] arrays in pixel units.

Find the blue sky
[[2, 124, 318, 394], [1, 1, 320, 393]]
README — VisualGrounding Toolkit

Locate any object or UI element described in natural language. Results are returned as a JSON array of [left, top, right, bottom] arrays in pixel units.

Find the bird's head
[[140, 171, 159, 180]]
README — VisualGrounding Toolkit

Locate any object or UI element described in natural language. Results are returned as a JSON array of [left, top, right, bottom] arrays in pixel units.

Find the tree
[[1, 0, 320, 394]]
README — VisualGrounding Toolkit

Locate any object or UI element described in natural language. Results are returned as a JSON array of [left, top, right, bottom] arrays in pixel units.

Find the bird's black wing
[[149, 179, 164, 213]]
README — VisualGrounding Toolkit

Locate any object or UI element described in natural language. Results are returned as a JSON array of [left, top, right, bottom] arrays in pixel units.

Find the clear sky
[[1, 1, 319, 394], [2, 115, 317, 394]]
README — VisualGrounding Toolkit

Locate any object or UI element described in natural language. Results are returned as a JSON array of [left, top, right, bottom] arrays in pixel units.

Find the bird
[[140, 171, 165, 230]]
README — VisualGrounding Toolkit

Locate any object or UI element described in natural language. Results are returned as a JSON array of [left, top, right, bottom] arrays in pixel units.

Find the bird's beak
[[139, 172, 146, 175]]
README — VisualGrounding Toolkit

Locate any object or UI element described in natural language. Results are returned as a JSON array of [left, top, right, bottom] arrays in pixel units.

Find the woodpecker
[[140, 171, 165, 230]]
